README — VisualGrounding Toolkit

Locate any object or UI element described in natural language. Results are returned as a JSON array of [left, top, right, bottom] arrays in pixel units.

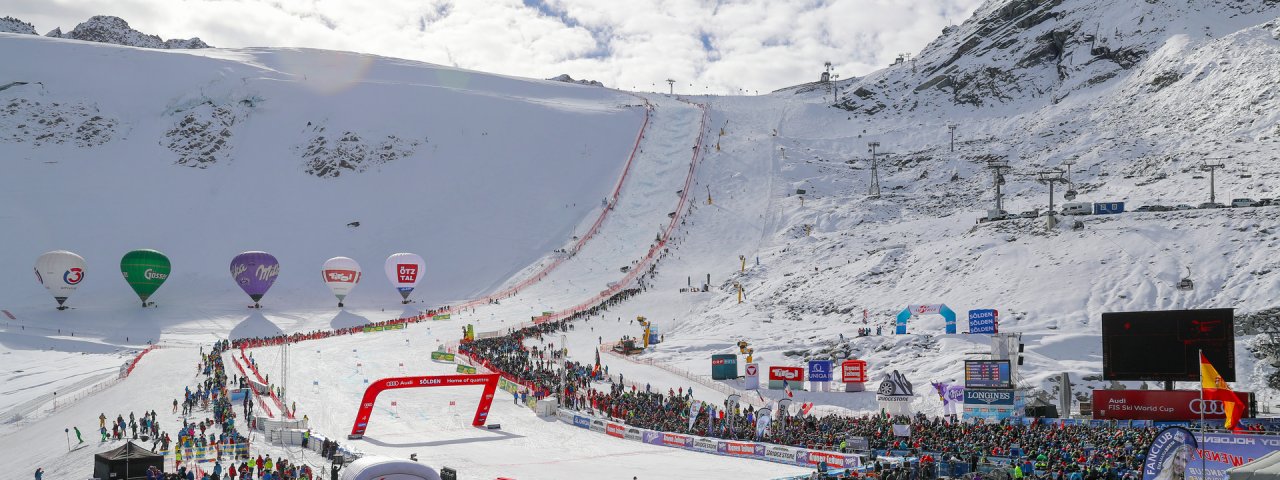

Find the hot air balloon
[[384, 253, 424, 304], [230, 251, 279, 308], [34, 250, 86, 310], [120, 249, 170, 307], [322, 256, 361, 307]]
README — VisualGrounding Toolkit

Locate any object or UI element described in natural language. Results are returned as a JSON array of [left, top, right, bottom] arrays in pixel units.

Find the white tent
[[1227, 451, 1280, 480], [340, 456, 442, 480]]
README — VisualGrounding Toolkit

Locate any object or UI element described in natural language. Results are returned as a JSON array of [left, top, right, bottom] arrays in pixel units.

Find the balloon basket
[[57, 306, 68, 311], [337, 303, 344, 308]]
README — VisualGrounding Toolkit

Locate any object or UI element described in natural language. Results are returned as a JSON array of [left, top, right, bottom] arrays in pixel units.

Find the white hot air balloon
[[384, 253, 425, 304], [34, 250, 86, 310], [322, 256, 361, 307]]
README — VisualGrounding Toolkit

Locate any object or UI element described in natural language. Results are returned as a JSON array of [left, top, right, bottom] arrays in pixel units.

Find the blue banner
[[968, 309, 998, 334], [808, 360, 833, 382]]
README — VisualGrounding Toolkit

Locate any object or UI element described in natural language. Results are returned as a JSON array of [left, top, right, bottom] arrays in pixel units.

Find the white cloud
[[6, 0, 985, 94]]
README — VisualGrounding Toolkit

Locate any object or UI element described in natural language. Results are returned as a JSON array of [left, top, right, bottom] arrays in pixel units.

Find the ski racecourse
[[3, 2, 1280, 480]]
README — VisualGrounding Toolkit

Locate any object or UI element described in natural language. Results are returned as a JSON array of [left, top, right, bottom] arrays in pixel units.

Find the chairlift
[[997, 175, 1006, 185], [1064, 189, 1078, 201], [1177, 266, 1194, 291]]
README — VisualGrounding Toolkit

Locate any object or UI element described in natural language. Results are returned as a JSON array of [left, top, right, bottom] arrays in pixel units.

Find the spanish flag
[[1200, 352, 1245, 430]]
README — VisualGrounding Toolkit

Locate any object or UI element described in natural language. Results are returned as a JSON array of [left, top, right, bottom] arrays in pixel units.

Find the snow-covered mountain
[[0, 16, 35, 35], [547, 73, 605, 87], [3, 0, 1280, 476], [17, 15, 213, 49]]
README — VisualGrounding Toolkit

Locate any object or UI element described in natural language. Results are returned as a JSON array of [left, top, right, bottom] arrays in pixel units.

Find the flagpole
[[1200, 349, 1206, 480]]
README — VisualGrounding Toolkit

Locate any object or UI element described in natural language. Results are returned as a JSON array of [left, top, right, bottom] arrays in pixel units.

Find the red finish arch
[[347, 373, 500, 439]]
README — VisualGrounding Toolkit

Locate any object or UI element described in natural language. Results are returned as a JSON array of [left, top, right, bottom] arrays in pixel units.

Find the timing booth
[[93, 441, 165, 479]]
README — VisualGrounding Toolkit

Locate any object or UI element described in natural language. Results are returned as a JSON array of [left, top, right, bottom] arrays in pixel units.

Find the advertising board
[[590, 418, 606, 432], [764, 445, 799, 464], [606, 422, 625, 439], [744, 363, 759, 390], [808, 360, 834, 382], [717, 441, 763, 458], [711, 354, 739, 380], [430, 351, 455, 362], [573, 415, 591, 429], [1191, 432, 1280, 480], [964, 389, 1015, 405], [968, 309, 998, 334], [693, 436, 719, 452], [769, 366, 805, 390], [841, 360, 867, 383], [1092, 389, 1254, 421]]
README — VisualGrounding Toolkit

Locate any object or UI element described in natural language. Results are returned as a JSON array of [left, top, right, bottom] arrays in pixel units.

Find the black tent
[[93, 441, 164, 480]]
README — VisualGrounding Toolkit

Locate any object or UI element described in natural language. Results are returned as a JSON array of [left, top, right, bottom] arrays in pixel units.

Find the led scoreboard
[[964, 360, 1012, 389]]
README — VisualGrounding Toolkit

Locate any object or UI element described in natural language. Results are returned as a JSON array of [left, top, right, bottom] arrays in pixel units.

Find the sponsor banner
[[968, 309, 998, 334], [573, 415, 591, 429], [964, 389, 1015, 406], [769, 366, 804, 390], [910, 304, 943, 315], [808, 360, 834, 382], [430, 351, 456, 362], [743, 363, 760, 390], [624, 427, 643, 441], [1093, 390, 1253, 421], [717, 440, 760, 457], [841, 360, 867, 383], [1142, 427, 1197, 480], [692, 436, 718, 453], [846, 436, 870, 451], [1192, 432, 1280, 480], [434, 313, 452, 320], [590, 419, 606, 433], [455, 364, 477, 374], [661, 432, 692, 448], [764, 445, 799, 464], [642, 431, 664, 446], [711, 354, 739, 380], [606, 422, 625, 439], [556, 409, 574, 424], [800, 450, 860, 469]]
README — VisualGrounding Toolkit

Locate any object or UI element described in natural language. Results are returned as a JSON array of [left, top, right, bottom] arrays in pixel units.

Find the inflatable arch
[[340, 456, 441, 480], [894, 304, 957, 334], [348, 374, 499, 439]]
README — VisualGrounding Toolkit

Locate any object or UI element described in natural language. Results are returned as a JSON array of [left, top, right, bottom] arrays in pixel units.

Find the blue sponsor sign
[[968, 309, 998, 334], [808, 360, 834, 382], [963, 389, 1015, 405], [573, 415, 591, 429]]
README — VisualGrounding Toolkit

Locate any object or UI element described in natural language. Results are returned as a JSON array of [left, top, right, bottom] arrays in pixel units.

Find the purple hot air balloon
[[230, 251, 279, 308]]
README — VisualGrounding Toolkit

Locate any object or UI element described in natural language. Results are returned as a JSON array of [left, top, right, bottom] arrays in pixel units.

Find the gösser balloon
[[120, 249, 171, 307], [34, 250, 86, 310], [322, 256, 361, 308]]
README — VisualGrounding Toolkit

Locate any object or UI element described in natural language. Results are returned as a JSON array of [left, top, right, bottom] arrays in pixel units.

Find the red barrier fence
[[123, 345, 159, 378]]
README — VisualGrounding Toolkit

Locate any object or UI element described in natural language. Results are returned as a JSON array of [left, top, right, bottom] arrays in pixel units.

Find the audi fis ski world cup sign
[[1092, 389, 1254, 421]]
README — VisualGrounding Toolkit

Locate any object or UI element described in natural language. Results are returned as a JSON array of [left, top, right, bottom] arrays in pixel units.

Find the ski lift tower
[[1036, 169, 1068, 230], [1201, 160, 1226, 204], [868, 142, 882, 198], [987, 159, 1011, 214]]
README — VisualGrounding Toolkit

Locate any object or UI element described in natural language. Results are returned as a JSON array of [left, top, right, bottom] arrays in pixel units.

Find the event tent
[[1228, 451, 1280, 480], [93, 441, 165, 479], [340, 456, 442, 480]]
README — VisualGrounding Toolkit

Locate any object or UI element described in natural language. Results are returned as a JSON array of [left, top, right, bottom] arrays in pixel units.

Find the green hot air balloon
[[120, 249, 171, 307]]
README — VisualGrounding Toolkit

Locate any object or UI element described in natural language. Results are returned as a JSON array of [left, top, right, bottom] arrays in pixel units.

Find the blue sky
[[9, 0, 984, 94]]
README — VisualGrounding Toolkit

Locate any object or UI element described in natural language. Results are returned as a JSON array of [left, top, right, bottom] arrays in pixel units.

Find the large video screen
[[1102, 308, 1235, 381], [964, 360, 1012, 389]]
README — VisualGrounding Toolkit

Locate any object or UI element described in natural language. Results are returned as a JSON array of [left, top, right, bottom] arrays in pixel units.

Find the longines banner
[[1093, 390, 1253, 421]]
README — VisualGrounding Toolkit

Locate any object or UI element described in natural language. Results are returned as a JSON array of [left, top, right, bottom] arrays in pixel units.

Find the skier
[[74, 426, 83, 444], [99, 413, 106, 429], [34, 468, 43, 480]]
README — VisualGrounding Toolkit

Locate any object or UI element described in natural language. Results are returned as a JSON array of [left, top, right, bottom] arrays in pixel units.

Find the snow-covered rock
[[48, 15, 211, 49], [548, 73, 604, 87], [0, 15, 36, 35]]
